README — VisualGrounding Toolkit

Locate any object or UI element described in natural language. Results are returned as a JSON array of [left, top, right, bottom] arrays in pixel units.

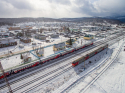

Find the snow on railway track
[[80, 41, 124, 93], [1, 43, 100, 93], [55, 37, 124, 93], [15, 36, 124, 93], [0, 34, 124, 93]]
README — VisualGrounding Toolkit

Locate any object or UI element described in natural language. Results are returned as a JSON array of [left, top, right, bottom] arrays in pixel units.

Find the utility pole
[[118, 39, 119, 46], [81, 38, 82, 45], [7, 48, 9, 56], [0, 62, 13, 93], [84, 61, 85, 70]]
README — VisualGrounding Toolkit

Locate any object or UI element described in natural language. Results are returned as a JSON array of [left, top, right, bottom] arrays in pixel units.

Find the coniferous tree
[[69, 37, 72, 45]]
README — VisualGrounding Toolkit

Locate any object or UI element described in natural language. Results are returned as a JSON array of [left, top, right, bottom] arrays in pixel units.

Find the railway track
[[79, 41, 124, 93], [0, 34, 124, 93], [55, 36, 124, 93], [20, 35, 124, 93], [0, 33, 122, 83], [9, 46, 103, 92], [0, 43, 97, 90]]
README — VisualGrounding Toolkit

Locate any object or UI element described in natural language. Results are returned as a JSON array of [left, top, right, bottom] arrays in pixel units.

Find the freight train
[[72, 44, 108, 67], [0, 41, 93, 79]]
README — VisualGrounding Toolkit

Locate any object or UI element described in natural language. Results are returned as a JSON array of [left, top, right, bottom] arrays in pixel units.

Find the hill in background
[[0, 16, 125, 26]]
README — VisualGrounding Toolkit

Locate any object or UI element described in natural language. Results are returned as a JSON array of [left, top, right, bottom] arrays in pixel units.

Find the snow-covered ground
[[51, 48, 111, 93], [65, 38, 125, 93], [0, 35, 104, 70], [84, 40, 125, 93], [0, 34, 124, 93], [0, 40, 108, 93], [0, 36, 68, 70], [0, 36, 68, 56], [0, 53, 37, 70]]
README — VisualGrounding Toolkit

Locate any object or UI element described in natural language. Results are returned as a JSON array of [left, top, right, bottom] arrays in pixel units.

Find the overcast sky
[[0, 0, 125, 18]]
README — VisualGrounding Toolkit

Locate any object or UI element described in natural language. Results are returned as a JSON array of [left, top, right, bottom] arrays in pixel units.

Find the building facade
[[35, 34, 46, 40], [20, 37, 31, 43], [50, 34, 59, 38], [0, 37, 17, 48], [53, 42, 66, 51]]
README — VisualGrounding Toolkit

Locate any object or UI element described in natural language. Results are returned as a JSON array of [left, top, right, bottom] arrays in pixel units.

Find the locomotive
[[0, 41, 93, 79]]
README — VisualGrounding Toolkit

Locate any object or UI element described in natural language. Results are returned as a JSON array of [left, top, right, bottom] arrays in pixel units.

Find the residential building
[[0, 37, 17, 48]]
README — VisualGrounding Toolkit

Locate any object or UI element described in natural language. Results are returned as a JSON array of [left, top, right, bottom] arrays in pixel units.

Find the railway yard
[[0, 0, 125, 92], [0, 29, 125, 93]]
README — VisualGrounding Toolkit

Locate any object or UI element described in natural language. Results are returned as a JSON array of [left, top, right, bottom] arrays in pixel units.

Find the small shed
[[22, 53, 32, 63], [36, 50, 44, 57]]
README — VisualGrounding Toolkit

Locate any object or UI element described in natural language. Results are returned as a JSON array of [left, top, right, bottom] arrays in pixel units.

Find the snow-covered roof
[[0, 32, 9, 36], [38, 50, 43, 55], [0, 28, 8, 33], [80, 26, 98, 28], [54, 42, 65, 48], [0, 37, 16, 44], [20, 37, 31, 40]]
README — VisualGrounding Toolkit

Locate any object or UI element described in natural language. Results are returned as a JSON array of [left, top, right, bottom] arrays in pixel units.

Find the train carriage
[[72, 55, 86, 67], [72, 44, 108, 67], [60, 50, 67, 56], [75, 44, 86, 50], [88, 50, 96, 58], [0, 74, 4, 79], [65, 48, 75, 53], [85, 41, 93, 46]]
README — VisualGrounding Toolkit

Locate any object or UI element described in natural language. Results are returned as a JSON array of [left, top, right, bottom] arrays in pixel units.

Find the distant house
[[0, 37, 17, 48], [35, 34, 46, 40], [8, 26, 21, 31], [81, 26, 99, 31], [24, 29, 37, 36], [9, 30, 22, 36], [0, 33, 9, 38], [20, 37, 31, 43], [84, 34, 94, 40], [0, 28, 9, 38], [50, 34, 59, 38], [53, 42, 66, 51]]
